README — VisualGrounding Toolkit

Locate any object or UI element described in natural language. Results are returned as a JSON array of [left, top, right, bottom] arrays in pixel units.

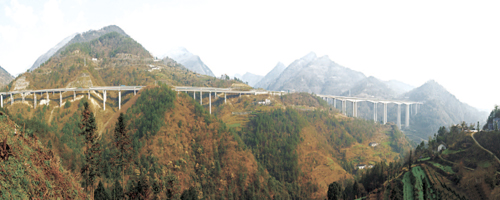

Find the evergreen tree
[[113, 113, 132, 190], [409, 149, 412, 170], [181, 187, 199, 200], [111, 179, 124, 200], [352, 180, 359, 199], [80, 102, 101, 194], [94, 181, 110, 200], [477, 121, 480, 131], [327, 182, 342, 200]]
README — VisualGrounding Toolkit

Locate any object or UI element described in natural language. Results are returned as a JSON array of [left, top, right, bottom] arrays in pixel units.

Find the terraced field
[[422, 164, 468, 200], [428, 161, 454, 174]]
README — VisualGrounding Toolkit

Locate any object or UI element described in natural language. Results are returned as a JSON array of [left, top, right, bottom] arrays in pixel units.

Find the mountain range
[[267, 52, 366, 94], [160, 47, 215, 77], [403, 80, 487, 141], [233, 72, 263, 87], [29, 25, 130, 71], [0, 65, 14, 89], [254, 62, 287, 89]]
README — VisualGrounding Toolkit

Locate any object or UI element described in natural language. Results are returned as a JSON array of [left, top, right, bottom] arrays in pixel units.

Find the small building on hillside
[[369, 142, 378, 147], [367, 165, 374, 169], [257, 99, 271, 105], [357, 164, 366, 170], [437, 144, 446, 152]]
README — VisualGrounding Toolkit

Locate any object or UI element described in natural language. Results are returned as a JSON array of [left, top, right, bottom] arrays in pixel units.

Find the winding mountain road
[[471, 132, 500, 165]]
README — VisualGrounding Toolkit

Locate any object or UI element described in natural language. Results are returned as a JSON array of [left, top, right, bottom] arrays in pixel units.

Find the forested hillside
[[0, 108, 86, 199], [327, 118, 500, 200], [3, 81, 412, 199]]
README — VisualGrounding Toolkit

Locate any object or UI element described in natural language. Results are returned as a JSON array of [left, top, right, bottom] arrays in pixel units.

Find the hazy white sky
[[1, 0, 499, 111]]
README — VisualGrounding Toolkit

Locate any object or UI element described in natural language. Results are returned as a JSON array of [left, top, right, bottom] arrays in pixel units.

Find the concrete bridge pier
[[1, 94, 3, 108], [215, 92, 217, 99], [60, 91, 62, 107], [134, 89, 136, 96], [103, 90, 107, 110], [73, 91, 76, 100], [209, 92, 212, 115], [118, 91, 121, 110], [22, 93, 25, 103], [224, 93, 227, 104], [373, 102, 378, 123], [383, 103, 387, 124], [406, 104, 410, 128], [239, 93, 241, 98], [342, 100, 346, 115], [193, 91, 196, 100], [10, 93, 13, 105], [352, 101, 358, 117], [34, 93, 36, 109], [333, 98, 336, 109], [88, 90, 90, 99], [397, 104, 401, 129], [46, 92, 49, 105], [200, 91, 202, 105]]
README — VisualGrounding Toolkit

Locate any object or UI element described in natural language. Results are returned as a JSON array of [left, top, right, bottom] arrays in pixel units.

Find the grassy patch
[[441, 149, 464, 155], [418, 157, 430, 162], [479, 161, 491, 168], [402, 171, 415, 200], [428, 161, 454, 174], [228, 123, 241, 128]]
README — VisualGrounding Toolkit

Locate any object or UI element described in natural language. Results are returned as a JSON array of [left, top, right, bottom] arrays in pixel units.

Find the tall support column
[[103, 90, 107, 111], [373, 102, 378, 123], [46, 92, 49, 105], [73, 91, 76, 100], [200, 91, 202, 105], [333, 98, 336, 108], [10, 93, 13, 105], [118, 91, 121, 110], [239, 93, 241, 98], [22, 93, 25, 103], [1, 94, 3, 108], [134, 89, 136, 96], [355, 102, 358, 117], [215, 92, 217, 99], [34, 93, 36, 109], [406, 104, 410, 128], [224, 93, 227, 104], [352, 101, 356, 117], [397, 104, 401, 129], [383, 103, 387, 124], [342, 100, 346, 115], [415, 104, 418, 115], [88, 90, 90, 99], [209, 92, 212, 115], [60, 91, 62, 107], [194, 91, 196, 100]]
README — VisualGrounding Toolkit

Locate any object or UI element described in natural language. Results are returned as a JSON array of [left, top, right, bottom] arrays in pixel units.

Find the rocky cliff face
[[162, 47, 215, 76], [267, 52, 366, 94], [254, 62, 286, 89]]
